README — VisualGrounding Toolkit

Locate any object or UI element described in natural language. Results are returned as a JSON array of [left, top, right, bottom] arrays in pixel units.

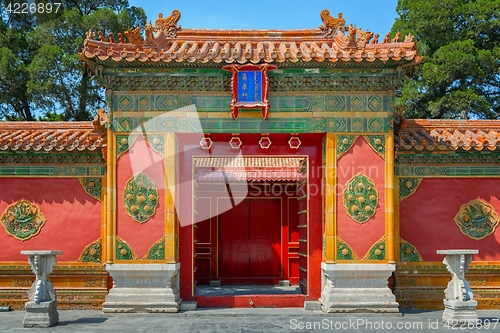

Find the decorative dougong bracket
[[436, 249, 479, 326], [21, 250, 63, 328]]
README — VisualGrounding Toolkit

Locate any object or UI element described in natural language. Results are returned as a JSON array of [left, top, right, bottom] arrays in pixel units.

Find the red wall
[[0, 178, 101, 262], [116, 137, 165, 259], [400, 178, 500, 261], [337, 137, 385, 258]]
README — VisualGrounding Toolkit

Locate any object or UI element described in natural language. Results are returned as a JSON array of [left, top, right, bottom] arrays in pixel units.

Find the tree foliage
[[392, 0, 500, 119], [0, 0, 145, 121]]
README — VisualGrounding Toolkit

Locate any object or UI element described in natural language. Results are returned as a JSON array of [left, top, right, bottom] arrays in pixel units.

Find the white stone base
[[304, 301, 322, 311], [23, 301, 59, 327], [180, 301, 198, 311], [103, 263, 181, 313], [320, 263, 399, 313], [442, 299, 478, 325]]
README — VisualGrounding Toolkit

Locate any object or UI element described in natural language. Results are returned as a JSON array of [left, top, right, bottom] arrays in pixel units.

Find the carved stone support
[[320, 263, 399, 313], [437, 250, 479, 325], [21, 250, 63, 328], [103, 263, 181, 313]]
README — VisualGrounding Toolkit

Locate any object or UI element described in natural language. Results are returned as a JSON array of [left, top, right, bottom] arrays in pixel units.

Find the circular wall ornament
[[1, 200, 47, 241], [342, 173, 378, 223], [454, 199, 499, 240], [124, 173, 159, 223]]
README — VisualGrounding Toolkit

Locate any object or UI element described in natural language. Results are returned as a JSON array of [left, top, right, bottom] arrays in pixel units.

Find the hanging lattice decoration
[[343, 173, 378, 223], [124, 173, 159, 223], [454, 199, 500, 240], [1, 200, 47, 241]]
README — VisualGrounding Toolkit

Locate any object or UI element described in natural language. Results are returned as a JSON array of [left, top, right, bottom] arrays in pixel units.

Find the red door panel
[[218, 198, 249, 277], [249, 199, 281, 278]]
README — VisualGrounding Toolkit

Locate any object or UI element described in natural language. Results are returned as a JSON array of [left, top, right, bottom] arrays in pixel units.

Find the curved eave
[[80, 34, 420, 72], [80, 54, 420, 72]]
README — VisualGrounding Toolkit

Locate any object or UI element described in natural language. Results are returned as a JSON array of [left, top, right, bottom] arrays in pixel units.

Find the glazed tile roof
[[395, 119, 500, 152], [80, 10, 420, 69], [0, 119, 106, 153], [194, 157, 304, 181]]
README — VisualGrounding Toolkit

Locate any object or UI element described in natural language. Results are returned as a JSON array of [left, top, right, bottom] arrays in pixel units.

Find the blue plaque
[[223, 64, 277, 119], [237, 71, 262, 103]]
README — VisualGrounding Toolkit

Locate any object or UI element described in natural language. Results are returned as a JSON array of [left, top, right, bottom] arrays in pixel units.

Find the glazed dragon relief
[[1, 200, 47, 241], [454, 199, 500, 240]]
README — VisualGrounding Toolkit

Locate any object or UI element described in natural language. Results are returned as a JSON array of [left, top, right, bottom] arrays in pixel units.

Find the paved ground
[[1, 309, 500, 332]]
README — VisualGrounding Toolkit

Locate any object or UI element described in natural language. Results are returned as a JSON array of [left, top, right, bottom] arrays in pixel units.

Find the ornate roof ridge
[[80, 9, 420, 69], [0, 121, 94, 130], [405, 119, 500, 129]]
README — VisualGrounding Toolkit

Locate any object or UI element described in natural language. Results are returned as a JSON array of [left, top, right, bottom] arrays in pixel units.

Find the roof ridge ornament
[[319, 10, 346, 38], [356, 27, 374, 48], [124, 26, 143, 45], [155, 10, 181, 38], [320, 9, 373, 47], [92, 108, 109, 135]]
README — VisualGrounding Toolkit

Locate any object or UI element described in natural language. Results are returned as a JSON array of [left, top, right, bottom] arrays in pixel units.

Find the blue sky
[[128, 0, 399, 36]]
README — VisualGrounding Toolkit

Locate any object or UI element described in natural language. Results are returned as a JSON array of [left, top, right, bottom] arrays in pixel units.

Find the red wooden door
[[218, 198, 250, 278], [249, 199, 281, 278], [217, 198, 281, 280]]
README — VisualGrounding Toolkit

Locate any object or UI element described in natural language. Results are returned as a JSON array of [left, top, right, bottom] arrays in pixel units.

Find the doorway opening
[[192, 156, 308, 306]]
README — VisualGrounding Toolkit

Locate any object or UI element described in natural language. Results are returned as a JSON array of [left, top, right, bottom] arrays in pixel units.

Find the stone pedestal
[[437, 249, 479, 325], [103, 263, 181, 313], [21, 250, 62, 328], [320, 263, 399, 313]]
